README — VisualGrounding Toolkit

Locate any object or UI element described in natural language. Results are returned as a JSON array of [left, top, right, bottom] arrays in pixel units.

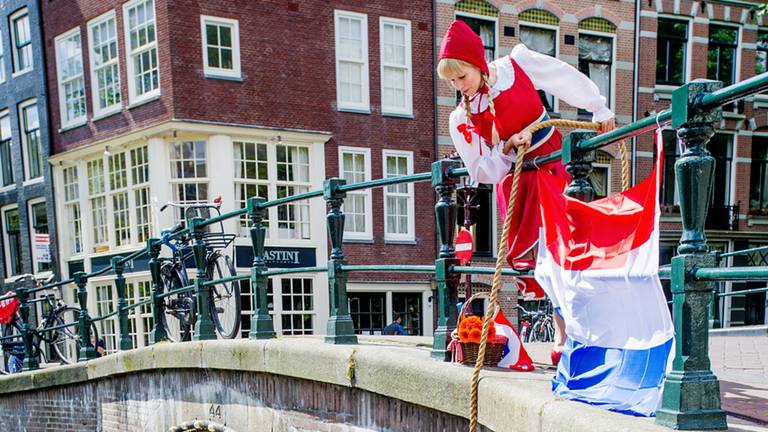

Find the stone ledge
[[0, 336, 671, 432]]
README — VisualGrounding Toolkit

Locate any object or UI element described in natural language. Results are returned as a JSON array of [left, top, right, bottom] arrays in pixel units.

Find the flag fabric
[[533, 131, 674, 416], [493, 308, 534, 371]]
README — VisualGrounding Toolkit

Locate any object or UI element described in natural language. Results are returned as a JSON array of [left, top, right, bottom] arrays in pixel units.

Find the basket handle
[[459, 291, 500, 322]]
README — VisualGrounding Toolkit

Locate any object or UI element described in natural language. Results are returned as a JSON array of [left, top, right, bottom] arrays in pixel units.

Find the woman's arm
[[449, 107, 515, 184], [511, 44, 614, 122]]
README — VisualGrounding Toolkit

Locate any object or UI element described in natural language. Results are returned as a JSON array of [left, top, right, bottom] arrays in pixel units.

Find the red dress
[[469, 58, 569, 299]]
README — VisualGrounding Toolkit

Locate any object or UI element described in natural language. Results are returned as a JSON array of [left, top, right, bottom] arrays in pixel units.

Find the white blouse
[[449, 43, 615, 185]]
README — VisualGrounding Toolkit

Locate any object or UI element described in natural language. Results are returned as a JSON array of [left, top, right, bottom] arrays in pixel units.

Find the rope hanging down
[[468, 119, 624, 432]]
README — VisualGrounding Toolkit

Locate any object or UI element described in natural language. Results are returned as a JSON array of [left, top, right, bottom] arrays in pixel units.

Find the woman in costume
[[437, 20, 615, 363]]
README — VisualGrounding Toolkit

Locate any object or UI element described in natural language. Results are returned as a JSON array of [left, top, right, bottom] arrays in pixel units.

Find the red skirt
[[496, 134, 570, 299]]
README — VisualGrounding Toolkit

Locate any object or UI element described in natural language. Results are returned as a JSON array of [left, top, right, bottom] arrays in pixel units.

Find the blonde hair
[[439, 58, 499, 146]]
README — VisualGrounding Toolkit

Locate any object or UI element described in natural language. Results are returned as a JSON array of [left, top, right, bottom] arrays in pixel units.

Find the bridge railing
[[2, 74, 768, 430]]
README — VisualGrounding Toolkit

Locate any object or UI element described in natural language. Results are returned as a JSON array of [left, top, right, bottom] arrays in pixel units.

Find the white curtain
[[520, 27, 555, 56]]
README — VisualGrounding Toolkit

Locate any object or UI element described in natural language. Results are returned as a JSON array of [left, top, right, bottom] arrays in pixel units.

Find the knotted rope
[[467, 119, 626, 432]]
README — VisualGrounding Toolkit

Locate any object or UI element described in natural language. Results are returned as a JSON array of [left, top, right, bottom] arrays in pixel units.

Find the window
[[55, 29, 87, 128], [659, 129, 681, 206], [19, 100, 42, 180], [589, 151, 612, 200], [28, 199, 50, 273], [276, 144, 311, 240], [131, 146, 152, 243], [279, 278, 313, 335], [656, 19, 688, 85], [126, 279, 153, 348], [709, 133, 733, 207], [383, 150, 414, 241], [457, 16, 495, 62], [750, 136, 768, 212], [234, 141, 269, 237], [578, 30, 613, 111], [0, 112, 13, 187], [10, 8, 32, 74], [95, 284, 117, 354], [63, 166, 82, 254], [2, 205, 22, 278], [757, 30, 768, 75], [349, 292, 385, 334], [339, 147, 372, 240], [0, 31, 5, 83], [87, 159, 108, 250], [380, 18, 412, 116], [334, 10, 369, 112], [520, 21, 557, 111], [201, 16, 241, 79], [124, 0, 159, 103], [89, 12, 121, 117], [707, 25, 738, 87], [170, 140, 208, 223], [109, 153, 130, 247]]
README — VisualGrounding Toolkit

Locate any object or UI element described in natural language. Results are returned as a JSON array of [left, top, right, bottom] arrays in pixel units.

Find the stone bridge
[[0, 337, 699, 432]]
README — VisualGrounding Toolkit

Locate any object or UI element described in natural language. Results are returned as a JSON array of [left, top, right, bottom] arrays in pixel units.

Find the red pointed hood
[[438, 20, 489, 76]]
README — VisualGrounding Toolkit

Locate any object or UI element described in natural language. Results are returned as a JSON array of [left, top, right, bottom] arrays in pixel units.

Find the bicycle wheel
[[160, 264, 194, 342], [51, 307, 98, 364], [207, 252, 241, 339]]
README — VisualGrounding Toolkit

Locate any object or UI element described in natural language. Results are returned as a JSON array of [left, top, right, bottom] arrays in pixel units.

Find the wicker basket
[[455, 292, 507, 367]]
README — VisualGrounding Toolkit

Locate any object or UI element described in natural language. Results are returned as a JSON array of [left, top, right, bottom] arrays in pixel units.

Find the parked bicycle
[[158, 199, 241, 341], [516, 303, 555, 343], [0, 275, 98, 373]]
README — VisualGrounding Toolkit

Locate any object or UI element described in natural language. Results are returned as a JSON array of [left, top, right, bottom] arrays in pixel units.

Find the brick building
[[0, 0, 58, 287], [435, 0, 637, 322], [637, 0, 768, 327], [41, 0, 437, 350]]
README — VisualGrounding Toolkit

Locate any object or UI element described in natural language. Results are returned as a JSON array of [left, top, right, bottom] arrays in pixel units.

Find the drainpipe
[[631, 0, 641, 186]]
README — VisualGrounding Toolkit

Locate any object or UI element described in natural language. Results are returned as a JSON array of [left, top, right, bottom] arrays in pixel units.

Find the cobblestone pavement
[[524, 332, 768, 429]]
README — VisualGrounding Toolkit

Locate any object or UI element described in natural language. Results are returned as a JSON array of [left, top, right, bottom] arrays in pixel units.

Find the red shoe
[[512, 259, 535, 271], [550, 349, 562, 365]]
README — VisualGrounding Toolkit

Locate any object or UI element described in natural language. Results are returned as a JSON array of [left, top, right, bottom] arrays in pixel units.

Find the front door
[[393, 293, 422, 336]]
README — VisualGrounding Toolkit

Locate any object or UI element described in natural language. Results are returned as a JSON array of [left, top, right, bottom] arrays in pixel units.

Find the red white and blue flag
[[534, 131, 674, 416], [493, 309, 534, 371]]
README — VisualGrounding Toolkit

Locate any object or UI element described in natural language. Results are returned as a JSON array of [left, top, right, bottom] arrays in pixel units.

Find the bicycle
[[0, 275, 98, 372], [517, 303, 554, 343], [158, 199, 241, 341]]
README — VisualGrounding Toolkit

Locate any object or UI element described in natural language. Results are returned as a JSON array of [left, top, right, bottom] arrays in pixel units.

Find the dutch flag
[[533, 131, 674, 416]]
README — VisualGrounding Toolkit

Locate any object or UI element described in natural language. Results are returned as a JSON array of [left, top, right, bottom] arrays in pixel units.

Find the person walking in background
[[383, 314, 407, 336]]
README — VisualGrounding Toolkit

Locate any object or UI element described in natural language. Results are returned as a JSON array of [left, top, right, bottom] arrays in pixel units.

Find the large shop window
[[28, 199, 50, 273], [20, 100, 42, 180], [276, 144, 311, 240], [234, 141, 269, 237], [89, 12, 121, 117], [334, 10, 369, 112], [656, 19, 688, 85], [95, 283, 117, 354], [707, 25, 738, 87], [124, 0, 159, 103], [350, 292, 385, 335], [340, 147, 372, 240], [10, 8, 33, 74], [201, 16, 241, 79], [63, 166, 82, 254], [578, 28, 613, 112], [2, 206, 22, 278], [380, 18, 412, 116], [170, 140, 208, 224], [383, 150, 414, 241], [126, 279, 153, 348], [55, 28, 87, 128], [0, 112, 13, 187]]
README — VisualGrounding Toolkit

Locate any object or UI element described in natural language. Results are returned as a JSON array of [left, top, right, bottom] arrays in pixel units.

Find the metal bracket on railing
[[147, 238, 168, 344], [15, 277, 39, 371], [73, 271, 97, 361], [187, 217, 216, 341], [562, 130, 598, 202], [247, 197, 275, 340], [112, 256, 132, 351]]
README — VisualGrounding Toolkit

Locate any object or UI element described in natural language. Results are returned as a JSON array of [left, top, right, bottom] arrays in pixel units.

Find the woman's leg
[[552, 309, 565, 364]]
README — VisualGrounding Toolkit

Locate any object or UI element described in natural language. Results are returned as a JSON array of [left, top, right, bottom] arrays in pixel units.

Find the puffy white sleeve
[[449, 107, 515, 184], [511, 44, 614, 122]]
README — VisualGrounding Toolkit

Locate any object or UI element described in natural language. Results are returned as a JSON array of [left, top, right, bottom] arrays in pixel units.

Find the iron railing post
[[247, 197, 275, 339], [73, 271, 97, 361], [112, 256, 133, 351], [148, 238, 168, 344], [15, 277, 39, 371], [562, 130, 598, 202], [656, 80, 727, 431], [431, 160, 461, 361], [323, 178, 357, 344], [189, 217, 216, 340]]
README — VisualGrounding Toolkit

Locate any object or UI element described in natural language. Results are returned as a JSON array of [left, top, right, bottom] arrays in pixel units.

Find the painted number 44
[[209, 404, 222, 419]]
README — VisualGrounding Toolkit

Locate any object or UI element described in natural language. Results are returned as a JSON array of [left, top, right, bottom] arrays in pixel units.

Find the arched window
[[456, 0, 498, 61]]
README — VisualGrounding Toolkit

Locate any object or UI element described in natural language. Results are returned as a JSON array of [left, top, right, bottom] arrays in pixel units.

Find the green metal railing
[[1, 74, 768, 430]]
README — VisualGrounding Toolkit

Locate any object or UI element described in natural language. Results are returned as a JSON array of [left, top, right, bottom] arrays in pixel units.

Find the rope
[[468, 118, 619, 432], [618, 139, 630, 191]]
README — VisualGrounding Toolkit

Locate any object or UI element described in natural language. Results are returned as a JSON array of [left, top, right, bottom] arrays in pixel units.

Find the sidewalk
[[525, 334, 768, 428]]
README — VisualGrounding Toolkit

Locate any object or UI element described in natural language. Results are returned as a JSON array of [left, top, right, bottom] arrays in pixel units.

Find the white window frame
[[200, 15, 241, 79], [55, 27, 87, 129], [233, 140, 270, 237], [2, 204, 21, 279], [655, 14, 693, 91], [27, 197, 50, 275], [518, 21, 560, 113], [19, 98, 42, 182], [126, 278, 153, 348], [382, 149, 415, 242], [0, 110, 13, 189], [578, 29, 616, 114], [0, 30, 6, 83], [379, 17, 412, 116], [334, 10, 370, 113], [275, 143, 312, 240], [62, 164, 83, 256], [95, 282, 117, 354], [87, 157, 109, 252], [123, 0, 160, 105], [338, 146, 372, 241], [169, 140, 209, 225], [88, 11, 122, 118], [10, 8, 33, 76]]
